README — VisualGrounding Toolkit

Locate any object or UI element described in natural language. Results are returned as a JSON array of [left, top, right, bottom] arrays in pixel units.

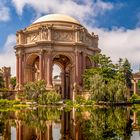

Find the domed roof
[[33, 14, 80, 25]]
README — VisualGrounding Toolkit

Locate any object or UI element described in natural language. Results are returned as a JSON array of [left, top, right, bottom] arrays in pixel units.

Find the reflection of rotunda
[[15, 14, 100, 99]]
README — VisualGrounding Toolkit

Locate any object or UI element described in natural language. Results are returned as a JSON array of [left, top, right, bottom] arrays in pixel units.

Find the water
[[0, 106, 140, 140]]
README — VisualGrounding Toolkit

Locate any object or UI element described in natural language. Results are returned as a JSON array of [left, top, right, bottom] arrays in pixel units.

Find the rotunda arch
[[85, 56, 92, 69], [25, 54, 40, 83], [53, 54, 72, 99]]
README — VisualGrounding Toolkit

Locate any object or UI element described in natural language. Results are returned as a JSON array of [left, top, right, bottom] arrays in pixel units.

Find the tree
[[83, 53, 131, 102], [122, 59, 132, 89], [10, 77, 16, 89], [23, 80, 61, 104], [23, 80, 46, 101], [0, 75, 4, 88]]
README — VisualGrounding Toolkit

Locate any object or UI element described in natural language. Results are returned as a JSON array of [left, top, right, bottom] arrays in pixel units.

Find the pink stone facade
[[15, 14, 101, 99]]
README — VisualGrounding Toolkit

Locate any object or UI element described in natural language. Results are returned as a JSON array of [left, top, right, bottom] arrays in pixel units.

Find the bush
[[23, 80, 46, 102], [38, 91, 61, 105]]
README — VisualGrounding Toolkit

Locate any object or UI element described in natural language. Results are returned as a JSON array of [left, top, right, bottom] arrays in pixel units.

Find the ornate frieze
[[38, 25, 48, 40], [26, 32, 39, 43], [85, 36, 93, 47], [52, 30, 74, 42]]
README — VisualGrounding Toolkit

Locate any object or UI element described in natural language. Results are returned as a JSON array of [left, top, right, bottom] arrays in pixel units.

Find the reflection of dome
[[33, 14, 81, 25]]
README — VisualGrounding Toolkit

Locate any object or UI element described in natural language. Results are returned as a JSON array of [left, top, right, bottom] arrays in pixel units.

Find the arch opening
[[53, 55, 72, 99], [25, 54, 40, 83]]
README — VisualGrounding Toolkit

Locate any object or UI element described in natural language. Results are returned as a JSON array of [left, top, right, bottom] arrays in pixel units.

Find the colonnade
[[15, 47, 90, 100]]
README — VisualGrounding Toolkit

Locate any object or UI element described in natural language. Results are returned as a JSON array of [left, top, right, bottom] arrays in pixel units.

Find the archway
[[86, 56, 92, 69], [53, 55, 71, 99], [25, 54, 40, 83], [52, 64, 62, 97]]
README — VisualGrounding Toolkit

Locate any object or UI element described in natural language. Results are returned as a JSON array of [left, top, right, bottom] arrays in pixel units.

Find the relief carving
[[79, 31, 85, 42], [27, 32, 39, 43], [39, 25, 48, 40], [53, 31, 73, 42], [85, 36, 92, 47]]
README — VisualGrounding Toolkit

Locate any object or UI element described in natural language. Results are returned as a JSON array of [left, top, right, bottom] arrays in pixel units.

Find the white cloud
[[11, 0, 114, 23], [0, 2, 10, 21], [90, 27, 140, 72], [0, 34, 16, 76]]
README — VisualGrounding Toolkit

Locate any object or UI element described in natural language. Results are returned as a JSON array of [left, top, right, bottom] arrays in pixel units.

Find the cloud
[[136, 12, 140, 27], [11, 0, 114, 23], [90, 27, 140, 72], [0, 1, 10, 21], [0, 34, 16, 76]]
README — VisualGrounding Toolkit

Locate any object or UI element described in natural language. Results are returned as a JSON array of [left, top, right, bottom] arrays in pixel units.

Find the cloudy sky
[[0, 0, 140, 76]]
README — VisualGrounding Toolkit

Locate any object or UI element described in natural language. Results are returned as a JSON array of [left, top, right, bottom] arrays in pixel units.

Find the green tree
[[38, 91, 61, 105], [0, 75, 4, 88], [83, 54, 130, 102], [122, 59, 132, 89], [23, 80, 61, 104], [23, 80, 46, 102], [10, 77, 16, 89]]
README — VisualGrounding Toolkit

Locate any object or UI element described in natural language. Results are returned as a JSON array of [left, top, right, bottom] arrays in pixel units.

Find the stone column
[[133, 80, 137, 94], [133, 112, 137, 126], [18, 31, 24, 45], [75, 29, 79, 42], [19, 121, 22, 140], [16, 121, 19, 140], [46, 51, 53, 89], [82, 53, 86, 72], [61, 71, 65, 99], [75, 50, 80, 85], [16, 54, 19, 89], [18, 52, 23, 90], [48, 26, 52, 41], [39, 50, 44, 80]]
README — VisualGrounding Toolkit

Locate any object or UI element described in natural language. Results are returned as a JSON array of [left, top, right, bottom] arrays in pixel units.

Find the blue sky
[[0, 0, 140, 75]]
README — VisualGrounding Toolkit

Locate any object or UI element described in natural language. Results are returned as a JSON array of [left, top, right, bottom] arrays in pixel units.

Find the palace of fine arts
[[15, 14, 100, 99], [1, 1, 140, 138]]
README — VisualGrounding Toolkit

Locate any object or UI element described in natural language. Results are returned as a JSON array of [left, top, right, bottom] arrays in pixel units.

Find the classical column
[[46, 51, 53, 88], [48, 26, 52, 41], [16, 54, 19, 89], [61, 71, 65, 99], [39, 50, 44, 80], [133, 80, 137, 94], [75, 50, 80, 85], [75, 29, 79, 42], [18, 121, 22, 140], [18, 52, 23, 90], [133, 112, 137, 126], [16, 120, 22, 140]]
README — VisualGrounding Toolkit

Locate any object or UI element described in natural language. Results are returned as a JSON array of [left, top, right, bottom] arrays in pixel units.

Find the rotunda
[[15, 14, 100, 99]]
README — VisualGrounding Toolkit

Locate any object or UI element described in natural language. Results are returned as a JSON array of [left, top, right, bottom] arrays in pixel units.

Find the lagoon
[[0, 106, 140, 140]]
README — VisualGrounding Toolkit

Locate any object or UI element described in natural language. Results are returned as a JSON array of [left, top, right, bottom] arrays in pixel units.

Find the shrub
[[38, 91, 61, 105]]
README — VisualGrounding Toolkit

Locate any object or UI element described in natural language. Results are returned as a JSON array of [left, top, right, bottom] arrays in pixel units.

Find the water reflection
[[0, 106, 140, 140]]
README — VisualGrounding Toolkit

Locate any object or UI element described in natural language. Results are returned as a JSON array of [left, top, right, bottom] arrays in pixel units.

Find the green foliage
[[83, 53, 132, 103], [16, 107, 61, 131], [138, 80, 140, 90], [38, 91, 61, 105], [0, 75, 4, 88], [78, 107, 132, 140], [76, 95, 86, 104], [10, 77, 16, 89], [129, 94, 140, 103], [0, 99, 20, 109], [23, 80, 46, 102], [22, 80, 61, 104]]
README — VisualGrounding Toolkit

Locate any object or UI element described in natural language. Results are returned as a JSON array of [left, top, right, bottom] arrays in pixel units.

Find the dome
[[33, 14, 81, 25]]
